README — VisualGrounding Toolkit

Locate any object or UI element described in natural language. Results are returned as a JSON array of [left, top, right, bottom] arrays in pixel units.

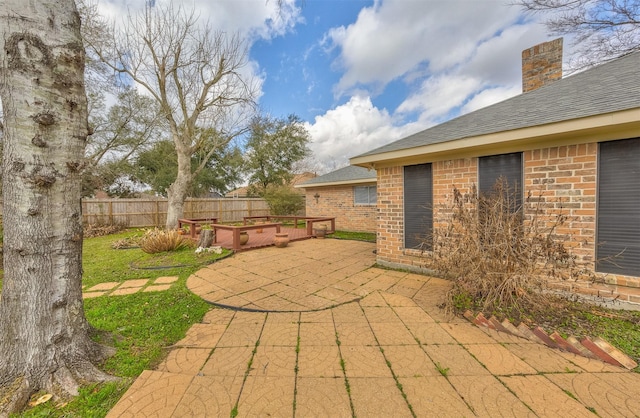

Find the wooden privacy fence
[[82, 198, 271, 227]]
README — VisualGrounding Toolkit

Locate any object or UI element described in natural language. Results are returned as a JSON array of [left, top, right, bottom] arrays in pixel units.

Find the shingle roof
[[354, 51, 640, 159], [297, 165, 376, 187]]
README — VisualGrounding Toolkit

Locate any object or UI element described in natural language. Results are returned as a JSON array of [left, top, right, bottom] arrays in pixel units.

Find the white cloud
[[99, 0, 301, 40], [301, 0, 563, 168], [304, 96, 422, 171], [326, 0, 525, 96], [397, 74, 481, 123]]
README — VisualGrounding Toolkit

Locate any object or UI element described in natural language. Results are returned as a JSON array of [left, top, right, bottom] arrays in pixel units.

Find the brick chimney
[[522, 38, 563, 93]]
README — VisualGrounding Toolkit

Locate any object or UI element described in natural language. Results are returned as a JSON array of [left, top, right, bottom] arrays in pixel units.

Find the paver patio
[[108, 239, 640, 417]]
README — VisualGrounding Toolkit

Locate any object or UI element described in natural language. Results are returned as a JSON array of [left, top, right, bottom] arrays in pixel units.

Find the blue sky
[[100, 0, 562, 172]]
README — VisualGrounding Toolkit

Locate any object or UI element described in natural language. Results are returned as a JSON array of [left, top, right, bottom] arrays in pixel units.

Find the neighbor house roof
[[351, 51, 640, 167], [296, 165, 377, 188], [226, 172, 317, 197]]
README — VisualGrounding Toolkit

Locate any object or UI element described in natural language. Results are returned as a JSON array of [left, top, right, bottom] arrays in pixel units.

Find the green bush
[[263, 185, 305, 215]]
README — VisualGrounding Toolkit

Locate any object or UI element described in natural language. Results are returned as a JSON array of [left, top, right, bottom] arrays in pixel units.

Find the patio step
[[463, 310, 638, 370]]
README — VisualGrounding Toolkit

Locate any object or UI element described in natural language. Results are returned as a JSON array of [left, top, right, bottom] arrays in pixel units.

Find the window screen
[[404, 163, 432, 250], [597, 138, 640, 276], [354, 185, 377, 205], [479, 152, 523, 210]]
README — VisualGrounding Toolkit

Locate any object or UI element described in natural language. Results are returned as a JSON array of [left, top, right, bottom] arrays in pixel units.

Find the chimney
[[522, 38, 563, 93]]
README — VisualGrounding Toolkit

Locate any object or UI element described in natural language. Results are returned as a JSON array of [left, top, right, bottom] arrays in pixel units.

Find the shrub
[[84, 219, 128, 238], [429, 179, 585, 313], [262, 185, 305, 215], [139, 228, 191, 254], [111, 236, 142, 249]]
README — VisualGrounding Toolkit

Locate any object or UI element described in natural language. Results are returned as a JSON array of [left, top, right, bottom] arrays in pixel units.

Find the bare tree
[[516, 0, 640, 69], [87, 2, 257, 229], [0, 0, 115, 414]]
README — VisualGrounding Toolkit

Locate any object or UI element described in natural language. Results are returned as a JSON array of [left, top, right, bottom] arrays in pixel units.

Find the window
[[479, 152, 523, 211], [404, 163, 433, 249], [354, 185, 377, 205], [597, 137, 640, 276]]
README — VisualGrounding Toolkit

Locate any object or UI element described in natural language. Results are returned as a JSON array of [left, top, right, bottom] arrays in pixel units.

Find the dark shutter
[[597, 138, 640, 276], [404, 164, 432, 249], [479, 152, 523, 209]]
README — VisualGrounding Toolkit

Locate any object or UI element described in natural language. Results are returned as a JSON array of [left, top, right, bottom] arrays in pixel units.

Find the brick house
[[350, 40, 640, 303], [225, 172, 317, 198], [296, 165, 377, 233]]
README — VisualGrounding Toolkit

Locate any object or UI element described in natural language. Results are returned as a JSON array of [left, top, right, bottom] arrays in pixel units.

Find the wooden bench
[[178, 217, 218, 239]]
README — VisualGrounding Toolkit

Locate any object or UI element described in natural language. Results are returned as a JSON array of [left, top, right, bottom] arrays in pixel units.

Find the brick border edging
[[463, 310, 638, 370]]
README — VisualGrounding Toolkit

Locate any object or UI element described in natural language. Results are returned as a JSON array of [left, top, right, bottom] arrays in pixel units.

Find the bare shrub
[[430, 179, 582, 314], [111, 236, 141, 249], [83, 222, 128, 238], [139, 228, 191, 254], [83, 215, 129, 238]]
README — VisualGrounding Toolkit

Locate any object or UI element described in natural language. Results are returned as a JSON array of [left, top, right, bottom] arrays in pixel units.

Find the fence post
[[109, 201, 113, 225]]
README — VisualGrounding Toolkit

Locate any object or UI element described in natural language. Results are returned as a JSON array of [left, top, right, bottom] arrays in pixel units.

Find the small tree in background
[[244, 114, 310, 196], [263, 185, 305, 216], [428, 179, 583, 314]]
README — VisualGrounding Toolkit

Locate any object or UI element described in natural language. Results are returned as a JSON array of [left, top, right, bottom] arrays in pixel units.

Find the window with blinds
[[354, 185, 377, 205], [479, 152, 523, 211], [597, 137, 640, 276], [404, 163, 432, 250]]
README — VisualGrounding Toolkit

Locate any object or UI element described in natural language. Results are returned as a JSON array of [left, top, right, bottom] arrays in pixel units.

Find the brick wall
[[432, 158, 478, 231], [377, 160, 478, 271], [377, 167, 406, 265], [375, 143, 639, 287], [304, 184, 377, 232], [524, 144, 597, 267]]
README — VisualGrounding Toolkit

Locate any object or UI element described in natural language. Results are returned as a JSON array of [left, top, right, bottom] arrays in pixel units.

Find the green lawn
[[330, 230, 376, 243]]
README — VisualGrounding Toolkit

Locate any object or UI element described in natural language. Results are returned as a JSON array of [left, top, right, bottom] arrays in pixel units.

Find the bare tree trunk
[[0, 1, 115, 414], [165, 149, 193, 229]]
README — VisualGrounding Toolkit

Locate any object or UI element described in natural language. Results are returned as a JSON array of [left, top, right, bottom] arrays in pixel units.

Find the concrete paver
[[349, 377, 412, 417], [546, 372, 640, 417], [156, 347, 210, 375], [398, 376, 473, 416], [341, 345, 393, 378], [110, 287, 140, 296], [297, 345, 343, 378], [172, 375, 242, 417], [379, 344, 440, 377], [447, 375, 535, 417], [108, 239, 640, 418], [236, 376, 295, 417], [295, 377, 352, 417], [500, 375, 595, 417], [465, 343, 538, 375]]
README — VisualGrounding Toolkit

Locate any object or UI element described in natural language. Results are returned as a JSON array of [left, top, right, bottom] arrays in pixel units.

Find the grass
[[15, 229, 231, 417], [435, 362, 450, 377], [330, 230, 376, 243]]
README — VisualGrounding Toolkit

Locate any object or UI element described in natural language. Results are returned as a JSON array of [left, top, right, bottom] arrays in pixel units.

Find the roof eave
[[295, 177, 377, 188], [351, 109, 640, 168]]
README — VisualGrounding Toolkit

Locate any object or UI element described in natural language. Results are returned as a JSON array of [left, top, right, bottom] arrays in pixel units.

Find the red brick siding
[[524, 144, 597, 267], [375, 143, 640, 287], [304, 184, 376, 233]]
